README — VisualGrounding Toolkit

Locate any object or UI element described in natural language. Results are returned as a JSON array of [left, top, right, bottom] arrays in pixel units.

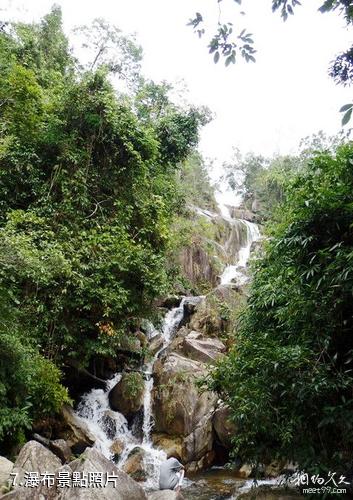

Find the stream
[[74, 200, 263, 498]]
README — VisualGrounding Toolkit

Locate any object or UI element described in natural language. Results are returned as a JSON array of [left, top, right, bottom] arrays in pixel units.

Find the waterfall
[[74, 192, 261, 489], [220, 219, 260, 286], [74, 296, 203, 488]]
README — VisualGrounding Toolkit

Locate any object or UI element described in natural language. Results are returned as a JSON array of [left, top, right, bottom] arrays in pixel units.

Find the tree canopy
[[0, 6, 209, 452]]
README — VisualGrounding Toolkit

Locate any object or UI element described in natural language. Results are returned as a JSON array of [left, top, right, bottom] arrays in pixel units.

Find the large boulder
[[122, 447, 149, 482], [166, 327, 189, 355], [152, 353, 217, 437], [152, 352, 217, 471], [15, 440, 62, 473], [63, 447, 147, 499], [32, 433, 72, 464], [182, 331, 225, 364], [59, 404, 95, 454], [182, 414, 214, 464], [1, 444, 147, 500], [109, 372, 145, 417], [188, 298, 224, 335], [0, 480, 58, 500], [149, 334, 164, 356], [49, 439, 72, 464], [151, 435, 183, 461], [110, 438, 125, 461], [185, 450, 215, 473], [229, 207, 257, 223], [188, 286, 246, 338], [213, 406, 237, 449], [1, 441, 63, 499], [238, 463, 253, 478], [153, 427, 214, 472]]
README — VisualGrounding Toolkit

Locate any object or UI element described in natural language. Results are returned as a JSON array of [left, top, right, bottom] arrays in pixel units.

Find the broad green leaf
[[342, 107, 352, 126], [339, 103, 353, 112]]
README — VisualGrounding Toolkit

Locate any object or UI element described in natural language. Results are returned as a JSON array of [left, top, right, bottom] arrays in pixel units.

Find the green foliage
[[178, 152, 217, 210], [222, 150, 299, 219], [331, 46, 353, 86], [188, 6, 256, 66], [10, 6, 73, 87], [0, 8, 208, 450], [134, 80, 172, 122], [223, 133, 349, 220], [210, 143, 353, 475], [122, 372, 144, 400], [189, 0, 352, 70], [340, 103, 353, 126], [188, 1, 353, 123], [156, 107, 210, 165], [0, 290, 69, 451]]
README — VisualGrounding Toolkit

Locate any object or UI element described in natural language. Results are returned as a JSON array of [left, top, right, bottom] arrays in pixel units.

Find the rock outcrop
[[153, 353, 216, 437], [149, 334, 164, 356], [213, 406, 237, 449], [151, 434, 183, 461], [177, 244, 220, 291], [0, 441, 62, 499], [49, 439, 72, 464], [182, 331, 225, 364], [149, 287, 242, 472], [229, 207, 258, 223], [109, 372, 144, 417], [152, 351, 217, 471], [188, 297, 225, 335], [15, 440, 62, 473], [33, 433, 72, 463], [59, 405, 95, 454], [0, 442, 147, 500], [110, 438, 125, 460], [65, 447, 147, 499], [122, 447, 150, 482]]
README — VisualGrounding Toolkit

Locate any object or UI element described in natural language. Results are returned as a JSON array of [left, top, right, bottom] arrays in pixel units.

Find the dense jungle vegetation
[[211, 136, 353, 480], [0, 7, 211, 452], [2, 4, 353, 490]]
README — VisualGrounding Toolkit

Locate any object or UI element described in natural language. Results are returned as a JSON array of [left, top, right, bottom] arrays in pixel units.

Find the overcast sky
[[3, 0, 352, 165]]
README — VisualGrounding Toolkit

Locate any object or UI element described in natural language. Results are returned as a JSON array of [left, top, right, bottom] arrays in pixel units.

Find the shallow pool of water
[[182, 467, 245, 499], [181, 468, 301, 500]]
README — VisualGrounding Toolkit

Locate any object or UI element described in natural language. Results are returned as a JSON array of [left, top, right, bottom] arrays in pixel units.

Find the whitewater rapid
[[74, 297, 203, 488]]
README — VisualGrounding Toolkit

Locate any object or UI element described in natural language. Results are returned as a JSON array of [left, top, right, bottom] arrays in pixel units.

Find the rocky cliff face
[[150, 296, 237, 472], [173, 208, 249, 293], [176, 244, 220, 290]]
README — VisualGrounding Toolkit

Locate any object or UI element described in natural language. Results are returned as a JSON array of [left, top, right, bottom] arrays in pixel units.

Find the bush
[[0, 293, 69, 451]]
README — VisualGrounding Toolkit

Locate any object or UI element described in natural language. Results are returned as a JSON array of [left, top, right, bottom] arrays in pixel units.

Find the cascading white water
[[74, 296, 202, 488], [220, 219, 260, 286], [74, 184, 260, 490], [75, 373, 135, 459]]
